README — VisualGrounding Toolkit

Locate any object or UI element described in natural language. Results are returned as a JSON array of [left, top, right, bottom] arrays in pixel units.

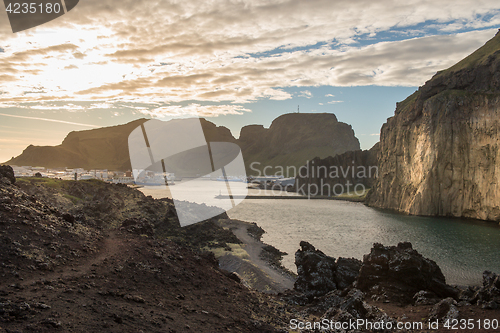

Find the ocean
[[140, 185, 500, 286]]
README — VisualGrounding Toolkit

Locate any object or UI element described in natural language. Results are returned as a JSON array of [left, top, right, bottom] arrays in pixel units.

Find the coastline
[[1, 172, 498, 332], [217, 219, 296, 293], [215, 194, 366, 202]]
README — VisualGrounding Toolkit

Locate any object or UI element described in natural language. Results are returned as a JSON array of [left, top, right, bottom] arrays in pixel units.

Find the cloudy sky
[[0, 0, 499, 163]]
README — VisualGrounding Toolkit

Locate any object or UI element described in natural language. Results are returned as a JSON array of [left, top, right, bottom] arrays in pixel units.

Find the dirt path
[[220, 220, 295, 292], [21, 230, 123, 287]]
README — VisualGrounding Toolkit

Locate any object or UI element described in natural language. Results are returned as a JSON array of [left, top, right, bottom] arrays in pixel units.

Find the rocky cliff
[[6, 119, 148, 170], [7, 113, 360, 174], [368, 30, 500, 222], [294, 143, 379, 196], [6, 118, 235, 171], [239, 113, 360, 175]]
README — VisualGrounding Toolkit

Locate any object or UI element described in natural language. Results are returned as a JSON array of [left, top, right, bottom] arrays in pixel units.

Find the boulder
[[322, 288, 395, 327], [413, 290, 440, 305], [338, 288, 367, 319], [310, 290, 344, 313], [475, 271, 500, 309], [429, 297, 459, 322], [0, 165, 15, 185], [294, 241, 337, 298], [294, 242, 363, 299], [357, 242, 458, 304]]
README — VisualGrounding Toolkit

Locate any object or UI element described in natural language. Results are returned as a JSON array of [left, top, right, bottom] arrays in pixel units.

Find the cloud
[[13, 43, 79, 61], [0, 0, 499, 114], [298, 90, 313, 98], [327, 100, 343, 104], [73, 52, 86, 59], [140, 104, 252, 118], [0, 113, 99, 127]]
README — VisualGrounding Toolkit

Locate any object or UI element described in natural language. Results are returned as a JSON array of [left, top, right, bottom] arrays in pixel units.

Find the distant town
[[9, 165, 296, 190], [11, 165, 136, 184]]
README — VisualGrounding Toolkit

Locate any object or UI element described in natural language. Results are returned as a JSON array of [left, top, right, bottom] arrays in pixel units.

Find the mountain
[[294, 142, 379, 196], [7, 119, 149, 170], [6, 113, 360, 174], [368, 30, 500, 222], [239, 113, 360, 175]]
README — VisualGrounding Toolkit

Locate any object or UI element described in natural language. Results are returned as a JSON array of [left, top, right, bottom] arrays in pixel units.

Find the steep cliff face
[[238, 113, 360, 174], [368, 30, 500, 221], [295, 143, 379, 196]]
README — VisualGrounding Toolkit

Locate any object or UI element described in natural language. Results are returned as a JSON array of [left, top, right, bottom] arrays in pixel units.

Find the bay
[[140, 185, 500, 286]]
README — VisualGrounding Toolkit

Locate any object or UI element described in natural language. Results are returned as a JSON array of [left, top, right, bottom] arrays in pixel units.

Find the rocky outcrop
[[294, 241, 361, 298], [5, 118, 235, 171], [368, 30, 500, 221], [6, 119, 149, 170], [0, 165, 15, 184], [295, 143, 379, 196], [473, 270, 500, 309], [428, 297, 459, 322], [294, 241, 337, 298], [239, 113, 360, 175], [7, 113, 360, 177], [0, 174, 285, 332], [357, 242, 458, 304]]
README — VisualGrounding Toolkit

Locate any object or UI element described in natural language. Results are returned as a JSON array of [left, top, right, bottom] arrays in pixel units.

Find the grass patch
[[16, 177, 66, 188], [395, 90, 420, 114], [437, 33, 500, 76], [204, 243, 250, 259], [62, 193, 82, 204]]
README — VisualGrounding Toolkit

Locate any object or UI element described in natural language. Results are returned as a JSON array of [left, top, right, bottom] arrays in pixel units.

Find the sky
[[0, 0, 500, 163]]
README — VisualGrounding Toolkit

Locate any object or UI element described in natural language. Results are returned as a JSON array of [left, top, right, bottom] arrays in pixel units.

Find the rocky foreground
[[288, 241, 499, 332], [0, 165, 499, 332]]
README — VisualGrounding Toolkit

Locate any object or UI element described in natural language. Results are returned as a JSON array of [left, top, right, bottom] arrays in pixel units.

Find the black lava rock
[[0, 165, 15, 184], [357, 242, 458, 304]]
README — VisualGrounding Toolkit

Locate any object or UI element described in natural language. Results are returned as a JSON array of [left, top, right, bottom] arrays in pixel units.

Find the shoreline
[[215, 194, 366, 202], [216, 219, 296, 293]]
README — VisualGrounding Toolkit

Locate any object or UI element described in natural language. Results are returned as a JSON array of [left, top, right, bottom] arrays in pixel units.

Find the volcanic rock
[[429, 297, 459, 322], [475, 270, 500, 309], [356, 242, 458, 304], [294, 241, 362, 299], [294, 241, 337, 298], [336, 257, 362, 290], [368, 31, 500, 222], [0, 165, 15, 184]]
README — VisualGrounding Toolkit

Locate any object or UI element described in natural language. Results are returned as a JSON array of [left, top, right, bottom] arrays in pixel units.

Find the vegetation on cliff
[[368, 30, 500, 222]]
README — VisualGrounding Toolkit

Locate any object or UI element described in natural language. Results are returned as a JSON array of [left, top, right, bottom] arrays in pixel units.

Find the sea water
[[140, 185, 500, 286]]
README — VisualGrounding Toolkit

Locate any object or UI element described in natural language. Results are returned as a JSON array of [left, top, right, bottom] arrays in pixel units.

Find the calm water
[[141, 185, 500, 286]]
